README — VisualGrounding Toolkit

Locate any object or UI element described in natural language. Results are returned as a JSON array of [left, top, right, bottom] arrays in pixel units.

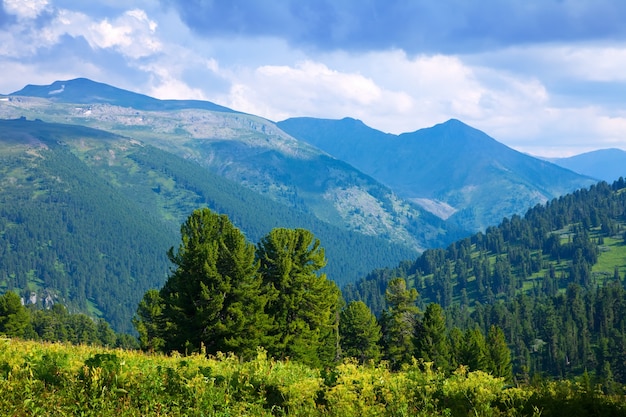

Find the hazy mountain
[[3, 79, 457, 252], [550, 148, 626, 183], [278, 117, 597, 231], [11, 78, 238, 113], [0, 117, 421, 331]]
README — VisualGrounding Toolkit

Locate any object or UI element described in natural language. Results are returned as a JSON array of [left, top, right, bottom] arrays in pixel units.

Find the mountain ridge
[[550, 148, 626, 182], [11, 78, 239, 113], [277, 117, 597, 231], [3, 79, 458, 252]]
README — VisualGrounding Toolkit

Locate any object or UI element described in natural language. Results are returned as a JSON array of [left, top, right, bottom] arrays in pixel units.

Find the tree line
[[0, 290, 137, 348]]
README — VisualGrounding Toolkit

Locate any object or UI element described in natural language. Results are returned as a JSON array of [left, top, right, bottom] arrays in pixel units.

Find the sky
[[1, 0, 626, 157]]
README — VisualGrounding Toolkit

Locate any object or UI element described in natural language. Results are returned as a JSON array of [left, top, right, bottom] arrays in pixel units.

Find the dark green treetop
[[257, 228, 340, 367], [339, 300, 382, 364], [159, 208, 270, 357]]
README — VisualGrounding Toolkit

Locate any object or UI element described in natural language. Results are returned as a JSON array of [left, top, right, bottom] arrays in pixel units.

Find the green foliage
[[132, 289, 165, 351], [416, 303, 451, 372], [257, 228, 341, 367], [339, 301, 382, 363], [487, 325, 513, 381], [381, 278, 419, 369], [3, 338, 626, 416], [347, 180, 626, 382], [0, 128, 172, 332], [158, 208, 270, 358], [0, 291, 30, 337]]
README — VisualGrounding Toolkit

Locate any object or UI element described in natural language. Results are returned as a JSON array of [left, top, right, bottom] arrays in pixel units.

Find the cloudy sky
[[2, 0, 626, 156]]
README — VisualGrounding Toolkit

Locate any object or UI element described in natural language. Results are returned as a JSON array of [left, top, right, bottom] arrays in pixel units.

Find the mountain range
[[549, 148, 626, 183], [0, 77, 616, 331], [277, 117, 597, 230]]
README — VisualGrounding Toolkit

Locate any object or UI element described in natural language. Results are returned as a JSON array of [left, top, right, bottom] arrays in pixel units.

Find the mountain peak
[[11, 78, 237, 113]]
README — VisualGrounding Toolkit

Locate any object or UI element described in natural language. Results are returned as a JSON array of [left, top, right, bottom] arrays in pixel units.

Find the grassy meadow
[[1, 338, 626, 416]]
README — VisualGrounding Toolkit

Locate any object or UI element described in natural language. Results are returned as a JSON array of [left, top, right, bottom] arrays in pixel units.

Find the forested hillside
[[0, 118, 417, 332], [345, 178, 626, 381], [0, 123, 172, 332], [3, 80, 458, 253]]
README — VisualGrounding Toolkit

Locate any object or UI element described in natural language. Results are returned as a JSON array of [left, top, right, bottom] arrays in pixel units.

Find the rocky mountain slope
[[278, 117, 597, 231]]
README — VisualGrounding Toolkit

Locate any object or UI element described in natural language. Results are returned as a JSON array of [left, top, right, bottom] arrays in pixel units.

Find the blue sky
[[2, 0, 626, 156]]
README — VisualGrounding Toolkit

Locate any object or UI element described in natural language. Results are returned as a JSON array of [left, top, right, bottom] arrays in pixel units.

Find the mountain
[[11, 78, 238, 113], [344, 179, 626, 380], [0, 117, 423, 332], [277, 117, 597, 231], [3, 79, 458, 252], [550, 148, 626, 182]]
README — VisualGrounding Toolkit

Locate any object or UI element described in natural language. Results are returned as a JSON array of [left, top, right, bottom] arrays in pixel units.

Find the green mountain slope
[[0, 119, 172, 332], [344, 178, 626, 379], [3, 79, 457, 252], [277, 117, 597, 231], [0, 118, 419, 331]]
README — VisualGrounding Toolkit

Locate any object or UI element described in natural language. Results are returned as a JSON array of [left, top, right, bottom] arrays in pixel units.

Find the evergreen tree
[[133, 289, 166, 351], [416, 303, 451, 372], [339, 301, 381, 363], [458, 327, 488, 372], [159, 208, 270, 357], [0, 291, 31, 337], [257, 228, 340, 367], [381, 278, 419, 369], [486, 325, 513, 380]]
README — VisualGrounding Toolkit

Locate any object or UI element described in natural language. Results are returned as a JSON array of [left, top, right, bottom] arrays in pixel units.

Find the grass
[[1, 338, 626, 416]]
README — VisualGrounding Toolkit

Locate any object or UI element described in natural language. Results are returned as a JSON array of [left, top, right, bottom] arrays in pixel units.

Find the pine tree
[[0, 291, 31, 337], [133, 289, 166, 351], [458, 327, 488, 372], [486, 325, 513, 380], [339, 301, 382, 364], [257, 228, 340, 367], [158, 208, 270, 358], [381, 278, 419, 369], [416, 303, 451, 372]]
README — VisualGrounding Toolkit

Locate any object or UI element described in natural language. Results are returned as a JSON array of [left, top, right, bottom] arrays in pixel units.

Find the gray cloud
[[160, 0, 626, 53]]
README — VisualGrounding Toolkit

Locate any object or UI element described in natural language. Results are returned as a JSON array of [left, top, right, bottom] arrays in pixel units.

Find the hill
[[0, 117, 419, 332], [551, 148, 626, 182], [11, 78, 238, 113], [344, 178, 626, 380], [277, 117, 597, 231], [3, 79, 457, 252]]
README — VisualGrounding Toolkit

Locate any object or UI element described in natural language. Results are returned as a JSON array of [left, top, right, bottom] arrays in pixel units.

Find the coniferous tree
[[486, 325, 513, 380], [0, 291, 30, 337], [416, 303, 451, 372], [381, 278, 419, 369], [257, 228, 340, 367], [133, 289, 166, 351], [339, 301, 381, 364], [458, 327, 488, 372], [159, 208, 270, 357]]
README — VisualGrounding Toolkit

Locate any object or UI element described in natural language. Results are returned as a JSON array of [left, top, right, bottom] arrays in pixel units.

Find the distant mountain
[[550, 148, 626, 183], [278, 117, 597, 231], [4, 79, 458, 252], [11, 78, 238, 113], [0, 117, 421, 332]]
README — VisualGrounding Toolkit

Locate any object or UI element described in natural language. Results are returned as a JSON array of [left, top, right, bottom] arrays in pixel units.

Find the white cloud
[[0, 7, 161, 59], [220, 60, 413, 125], [81, 9, 161, 58], [2, 2, 626, 157], [550, 45, 626, 82], [3, 0, 49, 19]]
